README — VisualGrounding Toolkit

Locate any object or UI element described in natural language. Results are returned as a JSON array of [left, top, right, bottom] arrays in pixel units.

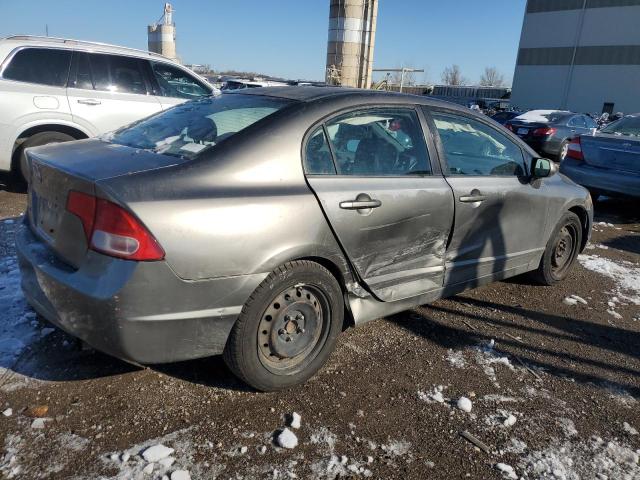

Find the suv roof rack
[[3, 35, 169, 60]]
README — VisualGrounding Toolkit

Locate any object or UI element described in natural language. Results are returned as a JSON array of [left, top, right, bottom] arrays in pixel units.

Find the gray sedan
[[16, 88, 593, 391], [560, 114, 640, 199]]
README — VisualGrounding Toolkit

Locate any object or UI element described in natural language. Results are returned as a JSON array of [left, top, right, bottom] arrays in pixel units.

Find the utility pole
[[372, 67, 424, 92]]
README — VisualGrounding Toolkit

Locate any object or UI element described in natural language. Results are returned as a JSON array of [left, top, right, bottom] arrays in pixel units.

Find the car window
[[324, 108, 430, 176], [86, 53, 147, 94], [2, 48, 71, 87], [431, 112, 526, 176], [601, 116, 640, 136], [108, 93, 292, 160], [151, 62, 210, 99], [568, 116, 587, 128], [585, 116, 598, 129], [304, 127, 336, 175]]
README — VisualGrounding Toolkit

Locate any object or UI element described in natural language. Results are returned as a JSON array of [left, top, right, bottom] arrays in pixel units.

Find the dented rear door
[[304, 106, 454, 302]]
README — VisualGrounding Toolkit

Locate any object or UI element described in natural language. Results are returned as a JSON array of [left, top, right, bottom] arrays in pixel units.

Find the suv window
[[2, 48, 71, 87], [151, 62, 210, 99], [304, 127, 336, 175], [324, 108, 431, 176], [568, 116, 587, 128], [431, 112, 526, 176], [84, 53, 147, 94]]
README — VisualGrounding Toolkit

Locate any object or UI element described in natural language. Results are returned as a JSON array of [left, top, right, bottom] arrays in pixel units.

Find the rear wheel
[[557, 139, 569, 162], [223, 260, 343, 391], [17, 131, 76, 182], [530, 211, 582, 285]]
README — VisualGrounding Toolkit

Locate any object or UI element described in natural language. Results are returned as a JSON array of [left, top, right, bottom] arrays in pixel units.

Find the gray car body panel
[[17, 87, 593, 364]]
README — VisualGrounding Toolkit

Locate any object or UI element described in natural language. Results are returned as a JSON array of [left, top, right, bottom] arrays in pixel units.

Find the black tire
[[223, 260, 344, 391], [17, 131, 75, 182], [530, 211, 582, 286], [557, 139, 570, 162]]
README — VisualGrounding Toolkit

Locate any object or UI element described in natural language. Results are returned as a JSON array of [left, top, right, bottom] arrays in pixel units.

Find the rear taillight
[[566, 136, 584, 161], [66, 192, 164, 261], [505, 124, 514, 131], [532, 127, 557, 136]]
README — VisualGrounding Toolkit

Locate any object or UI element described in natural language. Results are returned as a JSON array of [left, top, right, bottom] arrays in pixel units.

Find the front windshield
[[601, 116, 640, 136], [108, 94, 293, 159]]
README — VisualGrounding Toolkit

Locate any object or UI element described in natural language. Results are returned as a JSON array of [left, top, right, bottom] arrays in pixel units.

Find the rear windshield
[[601, 116, 640, 136], [108, 93, 293, 159]]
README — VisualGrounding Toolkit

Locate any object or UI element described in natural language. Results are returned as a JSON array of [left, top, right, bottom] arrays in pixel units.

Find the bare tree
[[389, 69, 416, 86], [441, 65, 467, 86], [479, 67, 506, 87]]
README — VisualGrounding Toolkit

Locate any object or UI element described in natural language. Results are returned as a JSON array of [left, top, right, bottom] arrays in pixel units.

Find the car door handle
[[459, 194, 487, 203], [77, 99, 101, 105], [339, 199, 382, 210]]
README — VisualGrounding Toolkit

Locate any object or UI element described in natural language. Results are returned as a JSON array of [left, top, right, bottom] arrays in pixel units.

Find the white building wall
[[511, 2, 640, 114]]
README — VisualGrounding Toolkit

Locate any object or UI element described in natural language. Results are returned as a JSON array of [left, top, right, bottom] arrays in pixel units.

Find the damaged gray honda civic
[[17, 87, 593, 391]]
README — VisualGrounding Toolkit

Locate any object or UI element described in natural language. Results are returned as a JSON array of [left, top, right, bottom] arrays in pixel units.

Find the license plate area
[[517, 128, 529, 136]]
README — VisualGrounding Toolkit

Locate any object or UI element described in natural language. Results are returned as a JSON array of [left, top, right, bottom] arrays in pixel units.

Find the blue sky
[[1, 0, 526, 85]]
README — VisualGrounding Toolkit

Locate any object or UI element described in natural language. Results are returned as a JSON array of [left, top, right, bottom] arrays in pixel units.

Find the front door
[[67, 51, 162, 135], [426, 108, 548, 288], [304, 107, 454, 302]]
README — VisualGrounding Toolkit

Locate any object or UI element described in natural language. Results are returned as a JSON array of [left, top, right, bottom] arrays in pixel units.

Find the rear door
[[304, 106, 454, 302], [425, 108, 548, 288], [67, 51, 162, 134]]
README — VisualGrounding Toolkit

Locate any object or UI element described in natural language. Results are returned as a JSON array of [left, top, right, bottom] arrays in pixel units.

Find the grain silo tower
[[326, 0, 378, 88], [148, 3, 178, 62]]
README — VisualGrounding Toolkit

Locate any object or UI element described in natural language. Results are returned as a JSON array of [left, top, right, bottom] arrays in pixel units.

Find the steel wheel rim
[[560, 143, 568, 161], [257, 284, 330, 375], [551, 224, 577, 277]]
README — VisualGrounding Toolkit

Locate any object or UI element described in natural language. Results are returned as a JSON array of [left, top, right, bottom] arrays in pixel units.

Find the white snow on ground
[[276, 428, 298, 449], [417, 385, 447, 404], [496, 462, 517, 479], [623, 422, 638, 435], [519, 436, 640, 480], [381, 440, 411, 457], [0, 255, 39, 369], [474, 340, 516, 385], [446, 349, 467, 368], [579, 254, 640, 305], [456, 396, 472, 413], [288, 412, 301, 429], [563, 294, 588, 306]]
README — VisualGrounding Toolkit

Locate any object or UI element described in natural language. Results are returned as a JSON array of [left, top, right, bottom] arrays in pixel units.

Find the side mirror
[[531, 158, 558, 179]]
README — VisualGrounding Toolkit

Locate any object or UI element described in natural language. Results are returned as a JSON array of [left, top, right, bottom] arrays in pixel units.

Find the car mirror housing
[[532, 157, 558, 179]]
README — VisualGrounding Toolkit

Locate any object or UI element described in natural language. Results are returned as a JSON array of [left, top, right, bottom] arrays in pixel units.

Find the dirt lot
[[0, 179, 638, 480]]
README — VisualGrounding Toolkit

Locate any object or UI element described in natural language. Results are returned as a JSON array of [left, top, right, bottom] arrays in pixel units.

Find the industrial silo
[[148, 3, 178, 62], [326, 0, 378, 88]]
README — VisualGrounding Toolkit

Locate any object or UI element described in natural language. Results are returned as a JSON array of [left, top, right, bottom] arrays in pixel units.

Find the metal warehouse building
[[511, 0, 640, 115]]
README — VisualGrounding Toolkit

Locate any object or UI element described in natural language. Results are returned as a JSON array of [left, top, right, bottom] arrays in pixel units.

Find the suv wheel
[[223, 260, 344, 391], [17, 132, 76, 182]]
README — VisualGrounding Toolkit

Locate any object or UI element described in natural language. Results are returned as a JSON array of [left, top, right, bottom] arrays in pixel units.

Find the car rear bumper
[[560, 159, 640, 198], [16, 222, 266, 364]]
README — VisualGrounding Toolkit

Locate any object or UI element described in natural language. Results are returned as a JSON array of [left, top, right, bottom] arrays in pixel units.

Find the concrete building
[[326, 0, 378, 88], [511, 0, 640, 114], [148, 3, 178, 62]]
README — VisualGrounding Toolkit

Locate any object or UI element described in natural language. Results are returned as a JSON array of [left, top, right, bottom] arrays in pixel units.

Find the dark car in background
[[490, 110, 521, 125], [560, 114, 640, 200], [506, 110, 597, 161]]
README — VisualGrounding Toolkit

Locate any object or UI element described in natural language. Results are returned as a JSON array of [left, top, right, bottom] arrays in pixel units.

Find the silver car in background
[[560, 114, 640, 199], [16, 87, 593, 391]]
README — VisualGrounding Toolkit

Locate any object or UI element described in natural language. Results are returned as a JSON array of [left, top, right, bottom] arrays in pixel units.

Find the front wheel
[[530, 211, 582, 286], [223, 260, 344, 391]]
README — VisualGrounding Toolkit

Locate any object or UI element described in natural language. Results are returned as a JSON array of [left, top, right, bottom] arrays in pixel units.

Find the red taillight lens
[[66, 191, 96, 240], [66, 192, 164, 261], [532, 127, 557, 136], [567, 136, 584, 161]]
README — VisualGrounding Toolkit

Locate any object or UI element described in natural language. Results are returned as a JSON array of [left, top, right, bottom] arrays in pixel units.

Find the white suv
[[0, 35, 214, 180]]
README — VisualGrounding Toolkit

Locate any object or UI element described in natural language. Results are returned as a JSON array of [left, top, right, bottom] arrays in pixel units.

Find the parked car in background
[[220, 78, 288, 90], [17, 87, 592, 391], [490, 110, 521, 125], [505, 110, 597, 161], [0, 35, 214, 181], [560, 114, 640, 199]]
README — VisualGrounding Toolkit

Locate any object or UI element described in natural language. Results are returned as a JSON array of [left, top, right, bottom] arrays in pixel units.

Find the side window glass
[[88, 54, 146, 94], [3, 48, 71, 87], [576, 116, 587, 128], [431, 112, 526, 176], [151, 62, 210, 99], [72, 52, 94, 90], [325, 108, 431, 176], [304, 127, 335, 175]]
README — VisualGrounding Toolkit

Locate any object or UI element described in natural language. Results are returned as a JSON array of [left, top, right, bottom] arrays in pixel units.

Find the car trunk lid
[[26, 139, 185, 268], [580, 133, 640, 174], [507, 121, 547, 140]]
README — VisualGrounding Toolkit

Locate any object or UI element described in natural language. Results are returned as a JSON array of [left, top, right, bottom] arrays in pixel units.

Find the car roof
[[231, 85, 467, 110], [0, 35, 171, 62]]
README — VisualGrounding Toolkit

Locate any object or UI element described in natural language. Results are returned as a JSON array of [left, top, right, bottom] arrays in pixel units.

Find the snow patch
[[417, 385, 447, 404], [579, 254, 640, 305], [457, 396, 472, 413], [276, 428, 298, 449], [496, 462, 517, 479], [446, 349, 467, 368]]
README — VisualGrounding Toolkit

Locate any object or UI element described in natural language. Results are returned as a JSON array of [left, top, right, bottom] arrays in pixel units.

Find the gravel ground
[[0, 182, 638, 480]]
